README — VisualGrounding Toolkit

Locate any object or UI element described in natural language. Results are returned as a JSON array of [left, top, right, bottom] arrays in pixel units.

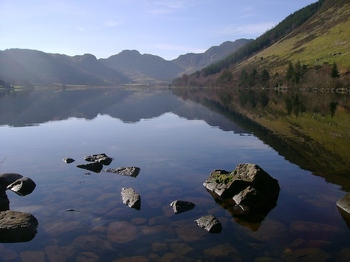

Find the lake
[[0, 86, 350, 261]]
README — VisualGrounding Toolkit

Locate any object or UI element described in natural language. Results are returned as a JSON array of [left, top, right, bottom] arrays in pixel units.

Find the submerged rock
[[105, 166, 140, 178], [195, 215, 222, 233], [0, 210, 38, 242], [77, 162, 103, 173], [121, 187, 141, 210], [170, 200, 195, 214]]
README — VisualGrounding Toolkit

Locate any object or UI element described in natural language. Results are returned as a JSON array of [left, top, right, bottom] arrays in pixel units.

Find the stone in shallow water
[[0, 210, 38, 242], [6, 177, 36, 196], [84, 153, 113, 165], [72, 235, 113, 251], [170, 200, 195, 214], [63, 158, 75, 164], [44, 245, 76, 262], [107, 221, 137, 243], [20, 251, 45, 262], [105, 166, 140, 177], [195, 215, 222, 233], [121, 187, 141, 210], [203, 243, 243, 262], [281, 248, 332, 261], [75, 252, 100, 262]]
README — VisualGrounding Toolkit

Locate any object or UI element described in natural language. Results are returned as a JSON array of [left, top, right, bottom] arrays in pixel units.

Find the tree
[[286, 62, 295, 82], [331, 62, 340, 78], [260, 69, 270, 86]]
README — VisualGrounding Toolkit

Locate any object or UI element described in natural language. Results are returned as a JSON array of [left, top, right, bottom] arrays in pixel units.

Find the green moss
[[215, 174, 233, 184]]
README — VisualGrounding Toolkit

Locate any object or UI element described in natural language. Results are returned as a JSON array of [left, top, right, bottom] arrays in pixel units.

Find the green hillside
[[243, 0, 350, 74], [173, 0, 350, 87]]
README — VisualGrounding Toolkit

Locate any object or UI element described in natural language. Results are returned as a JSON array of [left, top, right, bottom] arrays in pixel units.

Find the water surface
[[0, 87, 349, 261]]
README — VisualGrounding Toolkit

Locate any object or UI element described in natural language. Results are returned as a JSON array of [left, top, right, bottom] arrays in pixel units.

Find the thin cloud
[[213, 22, 276, 37]]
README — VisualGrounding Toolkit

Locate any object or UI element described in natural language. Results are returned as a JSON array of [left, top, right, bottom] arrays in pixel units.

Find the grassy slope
[[240, 0, 350, 73]]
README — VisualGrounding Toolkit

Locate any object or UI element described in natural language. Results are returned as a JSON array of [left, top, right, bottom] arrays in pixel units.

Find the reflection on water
[[0, 87, 349, 261]]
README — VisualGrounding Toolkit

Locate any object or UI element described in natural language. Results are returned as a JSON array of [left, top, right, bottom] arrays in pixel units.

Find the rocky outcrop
[[105, 167, 140, 178], [204, 163, 279, 214], [121, 187, 141, 210], [170, 200, 195, 214], [0, 210, 38, 242], [203, 163, 279, 230], [195, 215, 222, 233]]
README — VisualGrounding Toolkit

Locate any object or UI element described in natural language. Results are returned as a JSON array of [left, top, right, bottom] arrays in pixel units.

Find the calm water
[[0, 87, 349, 261]]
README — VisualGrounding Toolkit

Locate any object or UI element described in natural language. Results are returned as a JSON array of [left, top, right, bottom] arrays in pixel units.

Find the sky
[[0, 0, 318, 60]]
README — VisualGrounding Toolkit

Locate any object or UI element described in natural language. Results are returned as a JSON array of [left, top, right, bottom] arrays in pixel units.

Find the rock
[[121, 187, 141, 210], [0, 210, 38, 242], [84, 153, 113, 165], [281, 248, 332, 262], [105, 167, 140, 177], [0, 173, 23, 188], [77, 162, 103, 173], [6, 177, 36, 196], [203, 163, 280, 214], [337, 193, 350, 215], [170, 200, 195, 214], [63, 158, 75, 164], [194, 214, 222, 233]]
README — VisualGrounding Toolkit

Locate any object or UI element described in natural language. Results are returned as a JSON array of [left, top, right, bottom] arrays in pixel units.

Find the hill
[[99, 50, 184, 84], [0, 38, 252, 86], [173, 39, 252, 75], [173, 0, 350, 88], [0, 49, 129, 86]]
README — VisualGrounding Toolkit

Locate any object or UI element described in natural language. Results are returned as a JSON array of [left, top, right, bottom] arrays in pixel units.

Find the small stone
[[195, 215, 222, 233], [121, 187, 141, 210], [63, 158, 75, 164], [105, 167, 140, 178], [170, 200, 195, 214], [6, 177, 36, 196]]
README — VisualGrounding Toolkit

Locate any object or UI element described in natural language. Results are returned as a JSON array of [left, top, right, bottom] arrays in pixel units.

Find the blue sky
[[0, 0, 317, 60]]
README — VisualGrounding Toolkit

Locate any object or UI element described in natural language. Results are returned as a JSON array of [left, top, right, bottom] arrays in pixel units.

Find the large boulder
[[0, 210, 38, 242], [204, 163, 280, 216]]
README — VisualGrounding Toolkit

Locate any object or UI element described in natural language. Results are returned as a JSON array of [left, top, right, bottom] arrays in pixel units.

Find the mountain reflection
[[0, 87, 246, 134], [172, 87, 350, 189]]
